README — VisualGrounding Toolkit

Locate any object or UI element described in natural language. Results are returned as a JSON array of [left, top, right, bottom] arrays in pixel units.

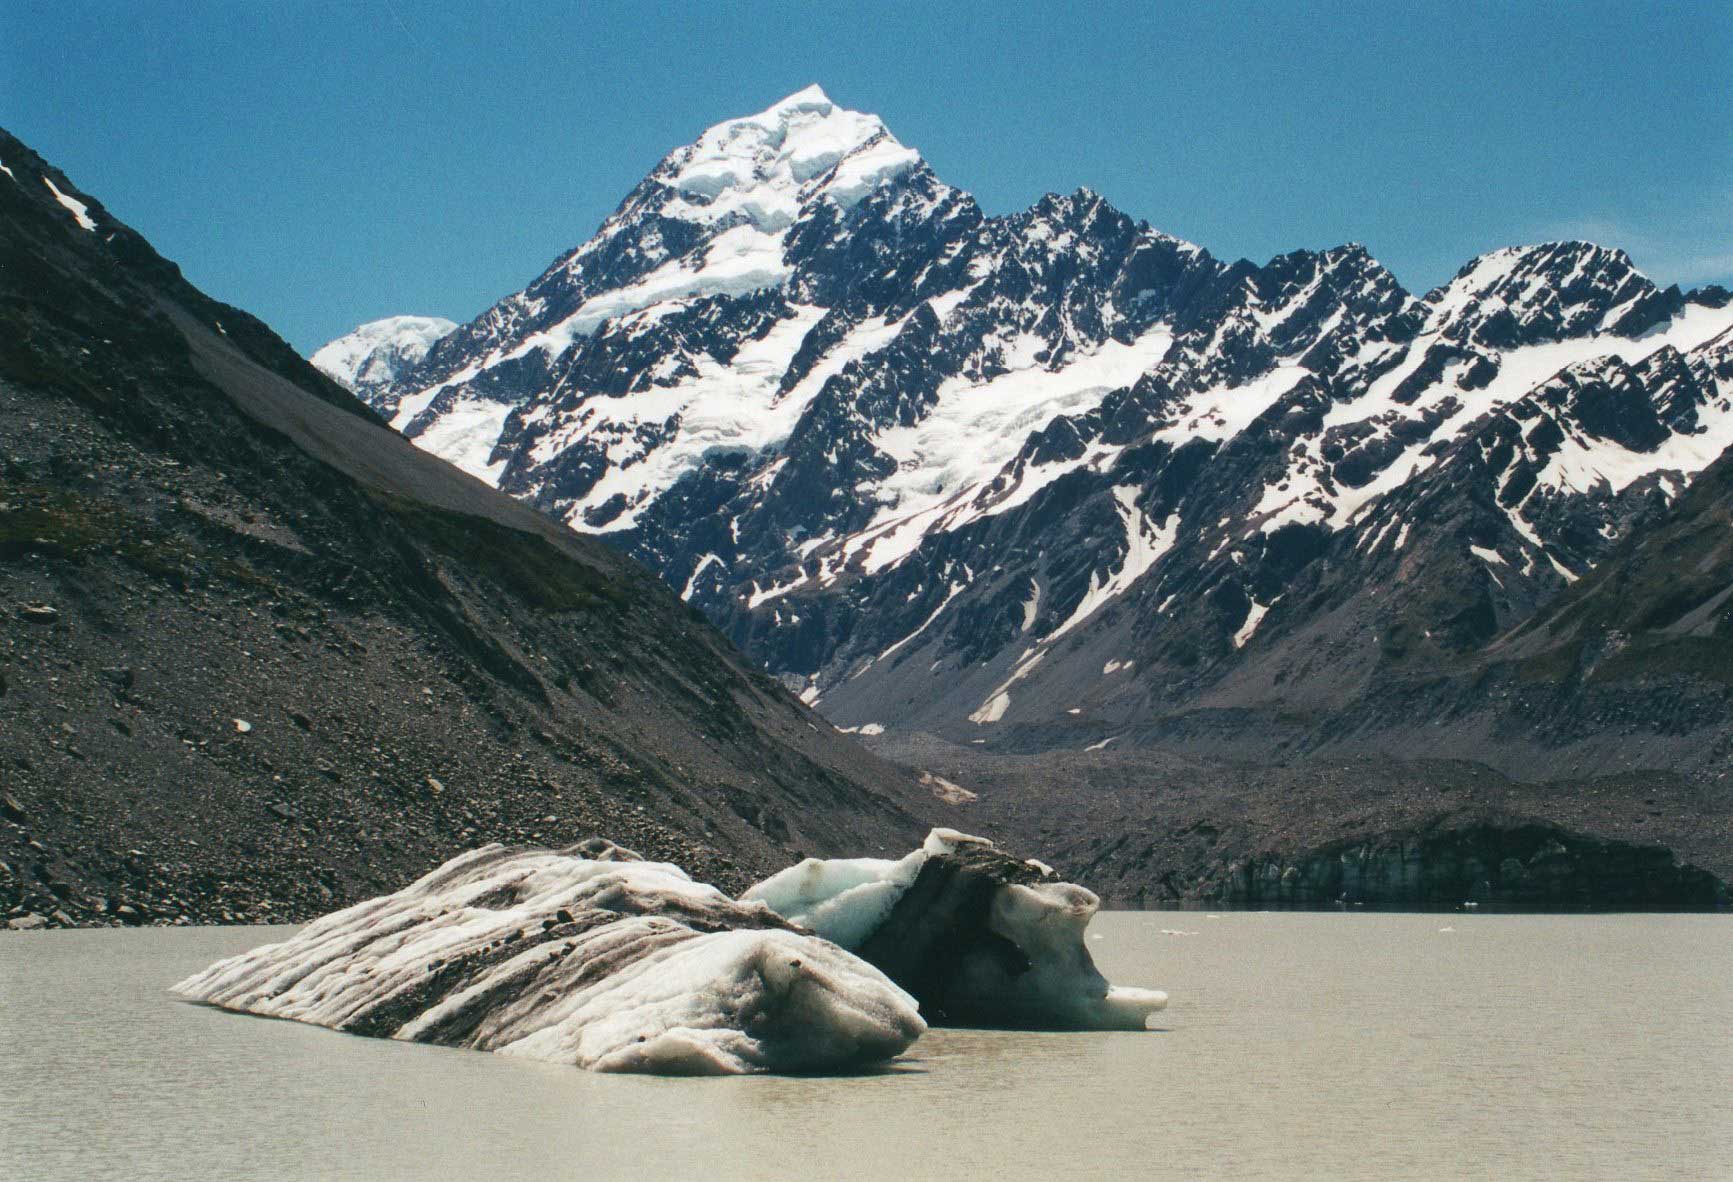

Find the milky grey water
[[2, 913, 1728, 1181]]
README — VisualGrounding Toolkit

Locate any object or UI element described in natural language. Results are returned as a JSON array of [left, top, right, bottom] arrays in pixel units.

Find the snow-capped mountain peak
[[312, 89, 1733, 757], [310, 315, 457, 412], [662, 85, 919, 227], [1426, 241, 1666, 345]]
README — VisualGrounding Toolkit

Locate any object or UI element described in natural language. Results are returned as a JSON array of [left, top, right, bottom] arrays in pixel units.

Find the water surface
[[2, 913, 1727, 1180]]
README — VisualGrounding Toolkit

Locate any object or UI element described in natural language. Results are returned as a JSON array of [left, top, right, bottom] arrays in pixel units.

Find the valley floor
[[868, 733, 1733, 909]]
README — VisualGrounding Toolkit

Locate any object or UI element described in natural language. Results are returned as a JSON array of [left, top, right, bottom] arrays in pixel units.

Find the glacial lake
[[3, 912, 1729, 1181]]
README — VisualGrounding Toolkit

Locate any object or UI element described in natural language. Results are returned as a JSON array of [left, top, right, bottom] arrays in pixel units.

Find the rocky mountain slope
[[344, 88, 1733, 787], [0, 126, 940, 931]]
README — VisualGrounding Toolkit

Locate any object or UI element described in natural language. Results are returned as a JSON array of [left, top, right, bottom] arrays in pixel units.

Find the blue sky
[[6, 1, 1729, 352]]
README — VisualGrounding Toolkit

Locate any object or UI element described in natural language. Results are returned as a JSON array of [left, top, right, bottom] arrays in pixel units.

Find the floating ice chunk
[[745, 828, 1167, 1030], [173, 843, 923, 1075], [745, 851, 926, 949]]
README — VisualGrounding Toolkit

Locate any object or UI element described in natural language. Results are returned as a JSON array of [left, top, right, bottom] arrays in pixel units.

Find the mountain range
[[317, 87, 1733, 792]]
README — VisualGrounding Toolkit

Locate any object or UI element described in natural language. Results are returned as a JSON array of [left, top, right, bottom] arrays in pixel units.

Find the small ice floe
[[1158, 929, 1199, 937], [232, 719, 252, 733], [745, 828, 1167, 1030], [1438, 926, 1456, 932]]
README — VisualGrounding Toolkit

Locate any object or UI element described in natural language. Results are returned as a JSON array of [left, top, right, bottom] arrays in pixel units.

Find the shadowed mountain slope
[[0, 127, 938, 930]]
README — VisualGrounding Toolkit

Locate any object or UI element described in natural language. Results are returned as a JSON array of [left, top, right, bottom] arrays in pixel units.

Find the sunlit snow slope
[[310, 315, 457, 414]]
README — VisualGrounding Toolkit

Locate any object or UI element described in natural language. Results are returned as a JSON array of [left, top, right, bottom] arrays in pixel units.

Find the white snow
[[524, 308, 917, 536], [966, 489, 1173, 726], [174, 844, 924, 1075], [679, 553, 725, 601], [542, 306, 828, 531], [853, 328, 1174, 574], [663, 85, 916, 227], [969, 689, 1012, 725], [530, 224, 797, 354], [409, 397, 514, 484], [1232, 600, 1270, 649], [878, 580, 966, 661], [1019, 578, 1042, 632], [388, 88, 927, 494], [41, 175, 96, 231], [1280, 297, 1733, 530], [968, 649, 1044, 725], [1533, 386, 1733, 496], [310, 316, 457, 393]]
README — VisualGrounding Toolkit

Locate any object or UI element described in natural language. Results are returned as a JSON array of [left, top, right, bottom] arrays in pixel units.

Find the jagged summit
[[1427, 240, 1669, 345], [656, 85, 921, 228]]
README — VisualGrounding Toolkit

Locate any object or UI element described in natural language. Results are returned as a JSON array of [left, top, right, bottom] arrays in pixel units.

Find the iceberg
[[172, 840, 924, 1076], [744, 829, 1168, 1030], [174, 829, 1163, 1077]]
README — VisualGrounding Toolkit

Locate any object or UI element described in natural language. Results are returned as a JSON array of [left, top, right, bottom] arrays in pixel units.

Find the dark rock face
[[1220, 826, 1727, 909], [0, 124, 934, 930], [871, 737, 1733, 916]]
